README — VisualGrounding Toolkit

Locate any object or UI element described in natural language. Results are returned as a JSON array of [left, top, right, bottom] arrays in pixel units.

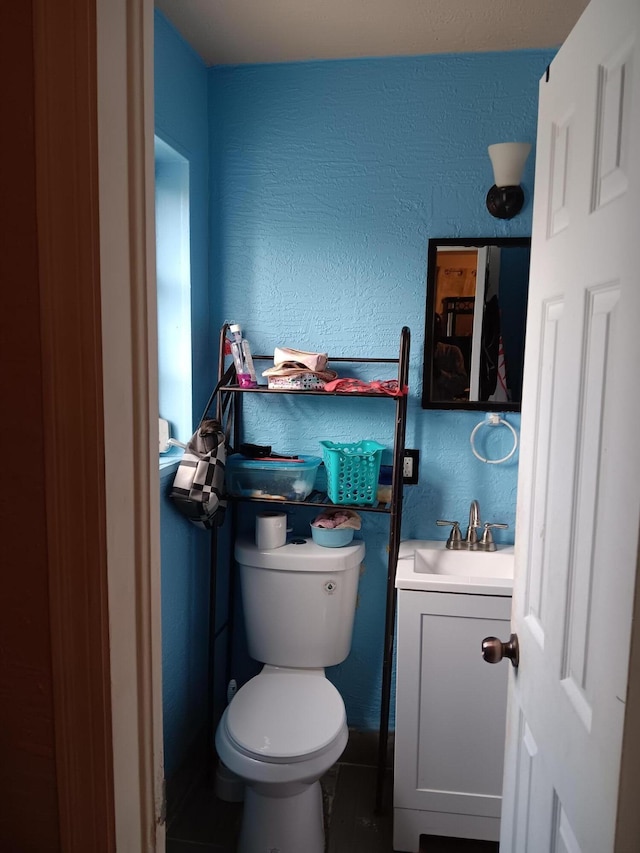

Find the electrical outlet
[[402, 449, 419, 484]]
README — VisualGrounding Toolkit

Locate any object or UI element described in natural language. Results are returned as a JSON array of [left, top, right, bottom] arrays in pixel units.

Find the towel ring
[[470, 414, 518, 464]]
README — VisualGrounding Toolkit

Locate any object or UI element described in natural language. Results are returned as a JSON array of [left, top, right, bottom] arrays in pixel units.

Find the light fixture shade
[[488, 142, 531, 187]]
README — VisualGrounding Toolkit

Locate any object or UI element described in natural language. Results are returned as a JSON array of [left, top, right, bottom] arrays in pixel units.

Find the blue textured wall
[[155, 11, 212, 425], [155, 11, 212, 780], [209, 49, 554, 729]]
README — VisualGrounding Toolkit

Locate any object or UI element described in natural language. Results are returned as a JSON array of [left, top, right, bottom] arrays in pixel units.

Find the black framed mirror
[[421, 237, 531, 411]]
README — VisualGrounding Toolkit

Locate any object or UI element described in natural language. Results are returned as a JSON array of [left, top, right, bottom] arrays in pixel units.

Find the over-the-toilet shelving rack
[[216, 323, 410, 812]]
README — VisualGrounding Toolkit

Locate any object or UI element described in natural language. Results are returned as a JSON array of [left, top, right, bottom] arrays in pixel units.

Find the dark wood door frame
[[1, 1, 115, 850], [35, 1, 116, 849]]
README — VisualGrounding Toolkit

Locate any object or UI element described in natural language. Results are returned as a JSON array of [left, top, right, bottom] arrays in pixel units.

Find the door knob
[[482, 633, 519, 668]]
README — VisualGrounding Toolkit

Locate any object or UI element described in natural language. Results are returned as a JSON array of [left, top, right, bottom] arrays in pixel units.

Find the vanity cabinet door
[[394, 590, 511, 849]]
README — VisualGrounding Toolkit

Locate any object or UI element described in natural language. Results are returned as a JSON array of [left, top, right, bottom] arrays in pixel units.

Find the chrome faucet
[[437, 500, 508, 551]]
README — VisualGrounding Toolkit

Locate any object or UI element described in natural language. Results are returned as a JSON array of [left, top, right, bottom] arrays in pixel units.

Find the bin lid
[[226, 453, 321, 470]]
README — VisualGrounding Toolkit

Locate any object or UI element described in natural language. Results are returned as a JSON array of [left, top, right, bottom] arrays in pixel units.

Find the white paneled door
[[499, 0, 640, 849]]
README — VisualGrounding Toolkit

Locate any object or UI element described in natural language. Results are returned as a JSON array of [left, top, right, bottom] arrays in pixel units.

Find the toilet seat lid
[[225, 670, 346, 763]]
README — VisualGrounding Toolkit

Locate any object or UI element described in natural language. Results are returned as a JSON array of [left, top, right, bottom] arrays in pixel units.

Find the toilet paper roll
[[256, 512, 287, 550]]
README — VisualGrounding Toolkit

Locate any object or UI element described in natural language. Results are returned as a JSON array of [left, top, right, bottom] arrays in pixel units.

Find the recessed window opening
[[155, 135, 192, 448]]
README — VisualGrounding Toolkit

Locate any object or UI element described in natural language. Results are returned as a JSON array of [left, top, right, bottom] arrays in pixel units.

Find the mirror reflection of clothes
[[433, 340, 469, 400], [480, 295, 500, 400]]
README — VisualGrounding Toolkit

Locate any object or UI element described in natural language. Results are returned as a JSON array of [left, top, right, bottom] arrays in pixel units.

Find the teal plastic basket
[[319, 440, 386, 506]]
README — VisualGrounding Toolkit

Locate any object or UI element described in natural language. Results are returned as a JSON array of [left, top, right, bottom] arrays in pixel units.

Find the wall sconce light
[[486, 142, 532, 219]]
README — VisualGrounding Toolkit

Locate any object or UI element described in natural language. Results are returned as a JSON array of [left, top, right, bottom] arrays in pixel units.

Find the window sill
[[159, 448, 182, 483]]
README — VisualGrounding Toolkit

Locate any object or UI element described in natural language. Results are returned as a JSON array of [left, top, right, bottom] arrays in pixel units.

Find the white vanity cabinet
[[393, 588, 511, 852]]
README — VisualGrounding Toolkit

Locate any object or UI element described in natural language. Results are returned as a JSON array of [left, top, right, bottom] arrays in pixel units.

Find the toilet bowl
[[215, 536, 365, 853], [216, 667, 348, 853]]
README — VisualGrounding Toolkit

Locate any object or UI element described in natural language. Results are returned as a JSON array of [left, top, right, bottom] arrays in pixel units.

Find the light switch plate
[[402, 449, 419, 484]]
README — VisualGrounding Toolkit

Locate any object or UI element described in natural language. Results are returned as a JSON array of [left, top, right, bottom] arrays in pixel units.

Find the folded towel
[[273, 347, 328, 372], [262, 346, 335, 380], [262, 362, 337, 381]]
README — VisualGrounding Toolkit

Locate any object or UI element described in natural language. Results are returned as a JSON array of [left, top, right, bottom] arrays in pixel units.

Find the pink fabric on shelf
[[322, 378, 408, 396], [314, 512, 350, 528], [311, 508, 362, 530]]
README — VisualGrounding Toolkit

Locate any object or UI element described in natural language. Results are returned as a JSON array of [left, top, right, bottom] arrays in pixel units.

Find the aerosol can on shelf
[[229, 323, 258, 388]]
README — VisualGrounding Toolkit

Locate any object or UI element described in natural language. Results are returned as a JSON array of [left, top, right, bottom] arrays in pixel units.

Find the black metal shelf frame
[[215, 323, 410, 812]]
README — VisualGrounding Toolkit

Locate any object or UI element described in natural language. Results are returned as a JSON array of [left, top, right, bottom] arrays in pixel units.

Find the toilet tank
[[234, 537, 365, 668]]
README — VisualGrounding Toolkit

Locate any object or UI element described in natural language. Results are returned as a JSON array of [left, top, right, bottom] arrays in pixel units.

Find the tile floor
[[166, 761, 498, 853]]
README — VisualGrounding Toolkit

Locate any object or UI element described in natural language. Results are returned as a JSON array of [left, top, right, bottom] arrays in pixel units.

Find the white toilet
[[215, 535, 365, 853]]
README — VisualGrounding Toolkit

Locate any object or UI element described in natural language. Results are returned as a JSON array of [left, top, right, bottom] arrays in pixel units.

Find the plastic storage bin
[[225, 454, 321, 501], [319, 440, 385, 506], [310, 526, 355, 548], [377, 465, 393, 504]]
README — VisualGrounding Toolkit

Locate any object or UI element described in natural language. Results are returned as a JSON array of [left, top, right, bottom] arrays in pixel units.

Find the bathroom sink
[[395, 539, 514, 595]]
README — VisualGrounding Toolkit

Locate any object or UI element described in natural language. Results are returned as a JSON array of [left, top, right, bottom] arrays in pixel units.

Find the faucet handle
[[436, 520, 463, 550], [479, 522, 509, 551]]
